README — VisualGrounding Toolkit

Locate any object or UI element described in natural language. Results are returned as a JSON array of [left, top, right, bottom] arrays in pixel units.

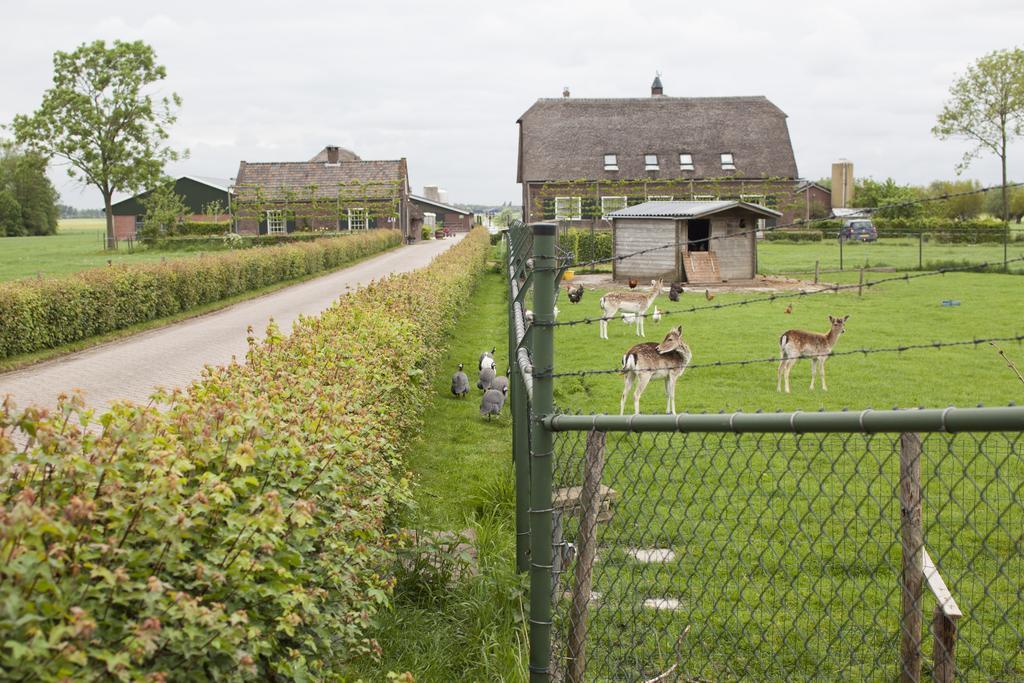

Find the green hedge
[[0, 229, 401, 359], [873, 217, 1019, 243], [0, 228, 491, 680], [764, 229, 824, 242], [178, 220, 232, 236], [559, 228, 613, 263], [148, 230, 352, 251]]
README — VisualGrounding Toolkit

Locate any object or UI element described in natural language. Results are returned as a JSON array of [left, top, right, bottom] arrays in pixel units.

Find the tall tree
[[12, 40, 184, 248], [0, 141, 59, 236], [933, 48, 1024, 221]]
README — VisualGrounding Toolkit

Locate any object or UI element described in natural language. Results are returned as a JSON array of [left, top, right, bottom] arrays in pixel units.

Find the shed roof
[[233, 159, 405, 200], [608, 200, 782, 219], [517, 96, 798, 182], [409, 194, 472, 215]]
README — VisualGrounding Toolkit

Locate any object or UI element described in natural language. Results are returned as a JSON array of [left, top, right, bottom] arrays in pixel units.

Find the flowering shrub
[[0, 229, 401, 359], [0, 228, 490, 680]]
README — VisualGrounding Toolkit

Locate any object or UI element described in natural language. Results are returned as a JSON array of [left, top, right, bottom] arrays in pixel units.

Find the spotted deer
[[777, 315, 849, 393], [620, 325, 692, 414], [599, 279, 662, 339]]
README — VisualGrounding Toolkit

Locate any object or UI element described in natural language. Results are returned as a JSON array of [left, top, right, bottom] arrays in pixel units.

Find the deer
[[599, 279, 662, 340], [777, 315, 849, 393], [620, 325, 692, 414]]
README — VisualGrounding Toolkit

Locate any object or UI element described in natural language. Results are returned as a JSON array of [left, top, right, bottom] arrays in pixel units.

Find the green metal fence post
[[529, 222, 557, 683], [507, 223, 531, 574]]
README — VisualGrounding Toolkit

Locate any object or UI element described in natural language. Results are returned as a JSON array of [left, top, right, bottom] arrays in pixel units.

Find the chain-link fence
[[504, 220, 1024, 682]]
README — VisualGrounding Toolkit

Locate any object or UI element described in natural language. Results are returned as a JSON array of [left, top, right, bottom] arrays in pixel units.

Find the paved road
[[0, 235, 464, 413]]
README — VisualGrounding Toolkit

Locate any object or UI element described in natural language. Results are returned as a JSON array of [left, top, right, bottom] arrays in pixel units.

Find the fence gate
[[506, 221, 1024, 682]]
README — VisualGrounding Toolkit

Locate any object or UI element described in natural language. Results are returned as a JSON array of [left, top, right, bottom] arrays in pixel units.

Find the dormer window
[[679, 153, 694, 171], [720, 153, 736, 170], [644, 154, 659, 171], [603, 153, 618, 171]]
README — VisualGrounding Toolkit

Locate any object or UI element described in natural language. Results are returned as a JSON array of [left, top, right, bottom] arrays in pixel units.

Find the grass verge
[[346, 268, 529, 682]]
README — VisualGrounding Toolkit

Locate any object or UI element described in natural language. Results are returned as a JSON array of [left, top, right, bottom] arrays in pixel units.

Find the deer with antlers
[[777, 315, 849, 393], [620, 326, 692, 414], [599, 279, 662, 340]]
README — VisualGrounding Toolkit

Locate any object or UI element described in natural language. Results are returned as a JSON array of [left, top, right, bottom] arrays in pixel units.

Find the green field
[[758, 234, 1024, 275], [543, 269, 1023, 680], [0, 218, 206, 281]]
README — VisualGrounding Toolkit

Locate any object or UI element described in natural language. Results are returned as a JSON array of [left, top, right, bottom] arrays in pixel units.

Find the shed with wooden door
[[607, 200, 780, 284]]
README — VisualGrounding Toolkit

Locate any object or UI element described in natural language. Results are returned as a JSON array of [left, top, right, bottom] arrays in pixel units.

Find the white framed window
[[679, 153, 694, 171], [644, 154, 659, 171], [554, 196, 582, 220], [603, 153, 618, 171], [600, 196, 627, 218], [134, 215, 144, 236], [647, 195, 673, 202], [266, 210, 286, 235], [740, 194, 766, 206], [720, 153, 736, 170], [693, 194, 717, 201], [347, 207, 367, 230], [423, 212, 436, 227]]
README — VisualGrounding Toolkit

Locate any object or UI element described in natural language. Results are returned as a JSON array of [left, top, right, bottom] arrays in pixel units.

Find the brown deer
[[777, 315, 849, 393], [599, 279, 662, 339], [620, 326, 693, 414]]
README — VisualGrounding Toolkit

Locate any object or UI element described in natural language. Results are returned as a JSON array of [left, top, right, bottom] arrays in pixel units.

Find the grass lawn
[[758, 235, 1024, 275], [545, 270, 1023, 680], [0, 218, 208, 282], [347, 268, 529, 682]]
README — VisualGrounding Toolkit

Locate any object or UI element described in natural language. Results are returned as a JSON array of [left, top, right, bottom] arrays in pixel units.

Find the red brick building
[[410, 193, 474, 234]]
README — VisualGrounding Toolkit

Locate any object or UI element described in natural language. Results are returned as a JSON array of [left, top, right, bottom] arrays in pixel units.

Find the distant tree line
[[815, 176, 1024, 222], [0, 141, 59, 237], [58, 204, 104, 219]]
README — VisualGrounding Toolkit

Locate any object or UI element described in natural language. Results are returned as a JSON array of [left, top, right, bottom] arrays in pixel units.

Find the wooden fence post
[[814, 259, 820, 284], [859, 267, 865, 296], [932, 605, 957, 683], [566, 430, 607, 683], [899, 432, 924, 683]]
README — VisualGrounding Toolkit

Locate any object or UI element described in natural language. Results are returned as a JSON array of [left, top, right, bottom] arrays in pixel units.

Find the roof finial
[[562, 85, 570, 98], [651, 72, 664, 97]]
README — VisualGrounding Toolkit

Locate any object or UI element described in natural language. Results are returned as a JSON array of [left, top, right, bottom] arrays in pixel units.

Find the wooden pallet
[[553, 485, 618, 523], [683, 251, 720, 283]]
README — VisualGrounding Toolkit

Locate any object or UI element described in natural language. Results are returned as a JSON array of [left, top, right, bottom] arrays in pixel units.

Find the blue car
[[839, 219, 878, 242]]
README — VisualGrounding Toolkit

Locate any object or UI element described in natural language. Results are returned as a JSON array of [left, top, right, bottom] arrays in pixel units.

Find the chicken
[[668, 283, 683, 302], [480, 385, 508, 420], [705, 289, 715, 301], [477, 365, 496, 391], [628, 278, 639, 289], [652, 307, 662, 323], [490, 368, 509, 395], [567, 283, 584, 304], [451, 363, 470, 398], [784, 304, 793, 315]]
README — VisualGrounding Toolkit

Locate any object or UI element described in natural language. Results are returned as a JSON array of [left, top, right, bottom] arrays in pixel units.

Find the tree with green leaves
[[854, 177, 923, 218], [0, 190, 20, 237], [927, 179, 984, 220], [138, 180, 188, 240], [13, 40, 184, 249], [933, 48, 1024, 222], [0, 141, 59, 236]]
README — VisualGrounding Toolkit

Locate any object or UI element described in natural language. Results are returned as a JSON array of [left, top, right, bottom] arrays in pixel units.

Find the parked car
[[839, 219, 877, 242]]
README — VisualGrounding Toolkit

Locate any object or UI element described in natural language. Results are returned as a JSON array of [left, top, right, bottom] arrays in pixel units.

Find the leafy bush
[[0, 227, 491, 680], [178, 220, 232, 236], [559, 228, 613, 263], [147, 230, 350, 251], [874, 217, 1014, 243], [0, 229, 401, 359], [764, 229, 824, 242]]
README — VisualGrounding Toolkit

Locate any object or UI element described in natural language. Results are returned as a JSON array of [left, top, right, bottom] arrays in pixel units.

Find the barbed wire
[[534, 334, 1024, 379], [539, 180, 1024, 272], [540, 254, 1024, 328]]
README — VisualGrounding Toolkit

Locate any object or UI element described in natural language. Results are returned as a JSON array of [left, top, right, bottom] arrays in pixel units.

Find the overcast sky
[[2, 0, 1023, 208]]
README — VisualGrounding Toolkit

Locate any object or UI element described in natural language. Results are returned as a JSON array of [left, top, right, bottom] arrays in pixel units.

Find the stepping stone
[[630, 548, 676, 563], [643, 598, 682, 610]]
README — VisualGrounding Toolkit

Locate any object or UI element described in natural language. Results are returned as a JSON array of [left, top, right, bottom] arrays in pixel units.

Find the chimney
[[651, 73, 664, 97], [831, 159, 854, 209], [562, 86, 570, 98], [325, 145, 339, 164]]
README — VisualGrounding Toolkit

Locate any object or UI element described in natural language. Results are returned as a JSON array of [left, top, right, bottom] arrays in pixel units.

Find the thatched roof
[[233, 159, 404, 201], [517, 96, 798, 183]]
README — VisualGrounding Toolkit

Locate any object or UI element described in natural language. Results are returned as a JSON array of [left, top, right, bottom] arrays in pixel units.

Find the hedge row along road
[[0, 234, 464, 413], [0, 228, 489, 680]]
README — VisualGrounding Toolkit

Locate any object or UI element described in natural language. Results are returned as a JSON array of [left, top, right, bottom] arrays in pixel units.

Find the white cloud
[[2, 0, 1023, 206]]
